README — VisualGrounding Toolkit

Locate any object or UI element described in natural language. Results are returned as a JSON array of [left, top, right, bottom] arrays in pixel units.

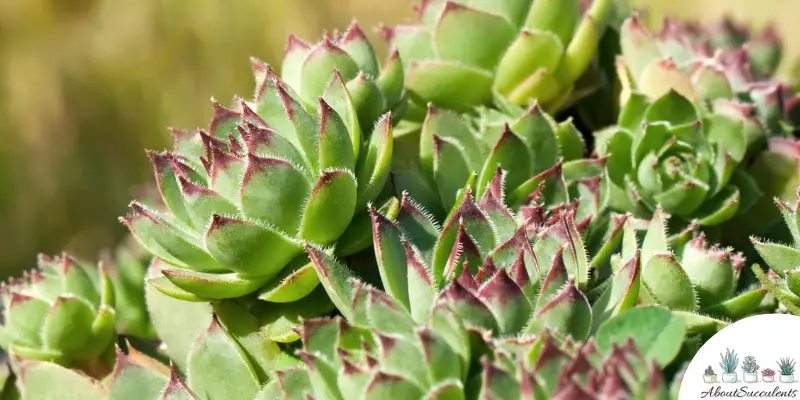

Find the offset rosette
[[122, 67, 393, 301], [0, 254, 116, 377]]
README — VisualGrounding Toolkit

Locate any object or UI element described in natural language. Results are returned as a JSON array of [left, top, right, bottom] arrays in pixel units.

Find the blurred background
[[0, 0, 797, 279]]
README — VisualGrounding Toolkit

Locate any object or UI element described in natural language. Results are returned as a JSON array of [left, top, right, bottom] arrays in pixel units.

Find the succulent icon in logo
[[742, 356, 759, 383], [763, 368, 776, 383], [720, 348, 740, 383], [778, 357, 796, 383], [704, 366, 718, 383]]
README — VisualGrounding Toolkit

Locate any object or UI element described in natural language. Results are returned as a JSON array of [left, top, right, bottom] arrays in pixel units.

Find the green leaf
[[161, 368, 199, 400], [318, 99, 356, 172], [257, 259, 320, 303], [370, 207, 410, 310], [205, 215, 302, 277], [753, 238, 800, 277], [280, 35, 310, 90], [645, 91, 698, 128], [406, 61, 493, 111], [432, 136, 471, 209], [508, 104, 559, 175], [160, 265, 273, 299], [107, 348, 169, 400], [620, 15, 662, 81], [525, 279, 592, 341], [187, 317, 261, 400], [305, 244, 356, 321], [300, 40, 359, 103], [299, 170, 358, 245], [355, 113, 394, 209], [240, 155, 309, 234], [595, 307, 686, 367], [435, 3, 515, 70], [5, 293, 49, 347], [641, 254, 696, 311], [145, 263, 213, 371], [476, 127, 531, 198], [20, 362, 104, 400], [494, 30, 564, 101], [477, 269, 533, 336], [43, 297, 96, 356]]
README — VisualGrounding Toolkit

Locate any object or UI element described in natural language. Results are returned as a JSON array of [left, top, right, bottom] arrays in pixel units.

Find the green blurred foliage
[[0, 0, 796, 278]]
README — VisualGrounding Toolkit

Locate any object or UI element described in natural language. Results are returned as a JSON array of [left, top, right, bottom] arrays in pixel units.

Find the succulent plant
[[619, 13, 793, 137], [381, 0, 616, 114], [0, 254, 116, 378], [704, 366, 715, 376], [104, 236, 157, 340], [743, 355, 759, 373], [275, 21, 407, 131], [778, 358, 796, 376], [122, 53, 396, 303], [595, 89, 762, 227], [763, 368, 776, 377], [719, 348, 739, 374]]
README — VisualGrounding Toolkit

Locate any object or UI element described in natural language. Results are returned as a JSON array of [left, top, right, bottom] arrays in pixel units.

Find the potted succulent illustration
[[704, 366, 718, 383], [763, 368, 777, 383], [743, 356, 760, 383], [720, 349, 740, 383], [779, 358, 796, 383]]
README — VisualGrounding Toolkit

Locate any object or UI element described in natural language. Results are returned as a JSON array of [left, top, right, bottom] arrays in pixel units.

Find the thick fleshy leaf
[[148, 152, 194, 228], [178, 178, 238, 230], [318, 99, 356, 172], [213, 301, 281, 382], [376, 333, 430, 388], [591, 250, 641, 332], [525, 279, 591, 341], [20, 361, 104, 400], [641, 254, 696, 311], [160, 266, 273, 299], [305, 244, 356, 321], [595, 307, 686, 367], [620, 14, 662, 82], [406, 61, 493, 111], [5, 293, 49, 347], [681, 239, 734, 306], [432, 135, 472, 211], [299, 170, 358, 244], [420, 106, 484, 178], [356, 114, 394, 208], [258, 259, 320, 303], [240, 154, 309, 234], [435, 3, 515, 70], [363, 372, 424, 399], [495, 30, 564, 103], [701, 289, 767, 320], [187, 317, 261, 400], [300, 39, 359, 103], [437, 282, 498, 334], [161, 367, 199, 400], [753, 239, 800, 277], [43, 296, 96, 356], [508, 104, 559, 175], [639, 60, 697, 102], [107, 347, 169, 400], [370, 207, 410, 310], [205, 214, 302, 277], [477, 269, 532, 336], [477, 127, 531, 199], [280, 35, 311, 89], [378, 50, 405, 108], [340, 23, 380, 76]]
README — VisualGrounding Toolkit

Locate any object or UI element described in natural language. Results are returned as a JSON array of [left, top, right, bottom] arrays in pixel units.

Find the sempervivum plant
[[0, 254, 116, 378], [595, 89, 762, 228], [381, 0, 615, 114], [261, 315, 674, 399], [619, 13, 793, 138], [123, 57, 395, 302]]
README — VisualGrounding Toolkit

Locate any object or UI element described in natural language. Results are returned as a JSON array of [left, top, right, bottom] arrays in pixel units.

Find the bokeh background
[[0, 0, 798, 278]]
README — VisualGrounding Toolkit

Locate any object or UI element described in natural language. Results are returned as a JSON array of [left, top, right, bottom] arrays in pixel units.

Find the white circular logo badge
[[680, 314, 800, 399]]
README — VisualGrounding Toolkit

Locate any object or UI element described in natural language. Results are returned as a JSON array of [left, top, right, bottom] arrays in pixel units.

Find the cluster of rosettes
[[264, 314, 674, 399], [0, 254, 115, 377], [122, 33, 401, 304], [381, 0, 615, 113], [619, 14, 798, 135]]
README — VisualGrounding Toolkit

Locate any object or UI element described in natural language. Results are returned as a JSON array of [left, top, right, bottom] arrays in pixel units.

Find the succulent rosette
[[0, 254, 116, 378], [381, 0, 615, 114], [619, 13, 795, 138], [122, 47, 397, 303], [595, 88, 763, 227]]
